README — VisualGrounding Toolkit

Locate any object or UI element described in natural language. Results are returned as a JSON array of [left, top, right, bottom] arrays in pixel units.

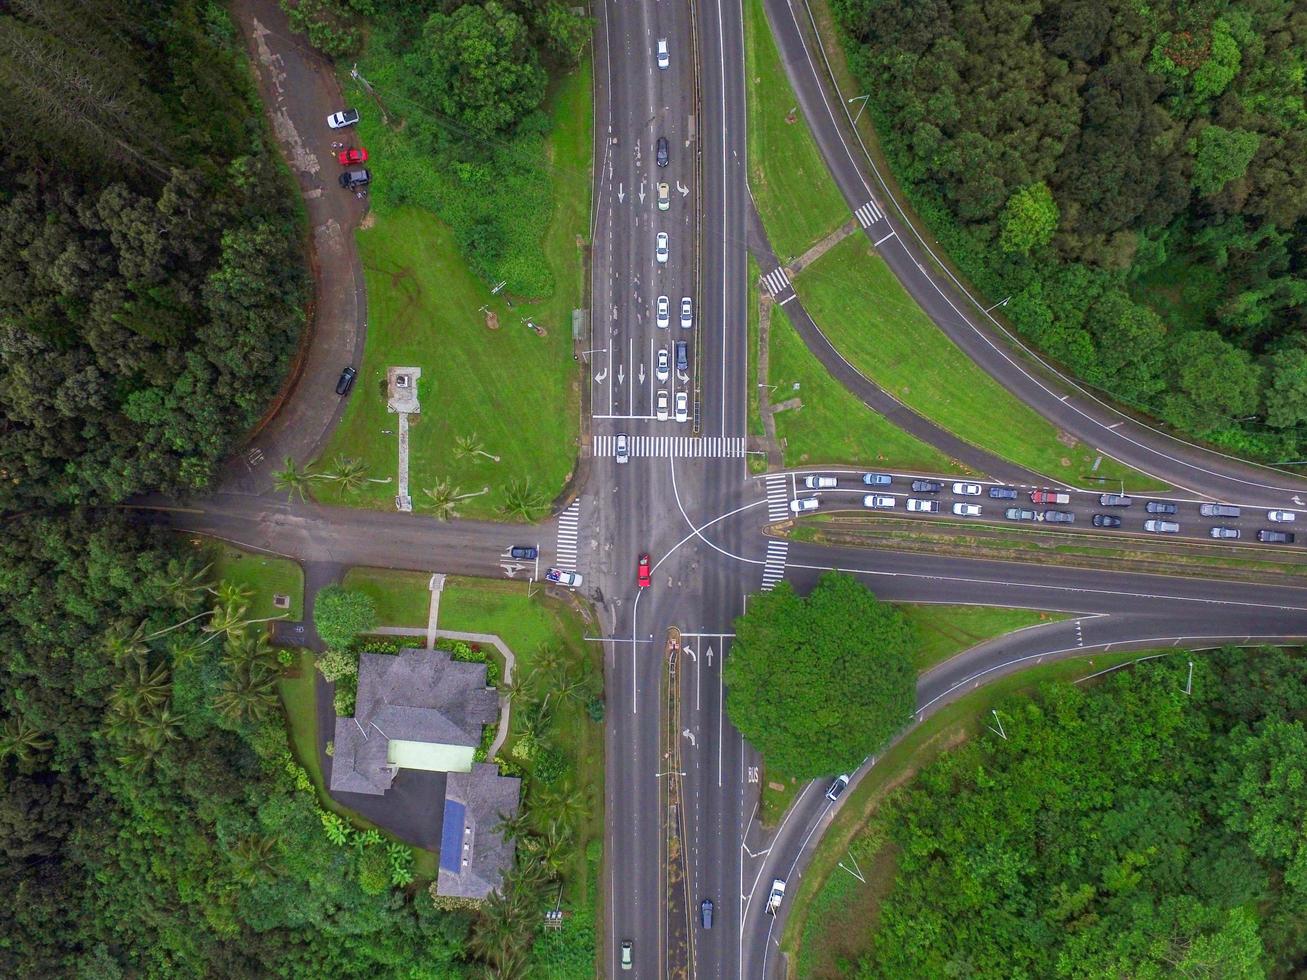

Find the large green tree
[[724, 573, 915, 778], [313, 585, 377, 651]]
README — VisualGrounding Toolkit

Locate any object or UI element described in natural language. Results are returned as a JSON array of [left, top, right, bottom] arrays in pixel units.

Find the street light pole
[[983, 296, 1011, 315], [847, 94, 870, 125]]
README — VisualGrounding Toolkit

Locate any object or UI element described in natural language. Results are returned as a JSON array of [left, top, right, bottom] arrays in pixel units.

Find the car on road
[[1092, 514, 1122, 528], [680, 296, 693, 329], [907, 498, 939, 513], [1030, 489, 1070, 505], [911, 479, 942, 493], [952, 482, 981, 496], [656, 232, 668, 263], [509, 545, 537, 560], [327, 108, 360, 129], [988, 486, 1018, 500], [621, 941, 633, 970], [863, 494, 895, 509], [766, 879, 786, 915], [656, 136, 669, 167], [656, 38, 669, 69], [1210, 526, 1240, 539], [826, 774, 850, 801], [1268, 510, 1297, 523], [656, 390, 669, 421], [952, 502, 982, 517], [1006, 507, 1039, 521], [1145, 519, 1179, 533], [335, 366, 357, 395], [339, 169, 371, 188], [700, 899, 713, 929], [790, 497, 819, 514], [615, 433, 629, 464], [675, 339, 688, 373], [1145, 500, 1178, 514], [1043, 510, 1075, 523], [337, 147, 368, 165], [1200, 503, 1241, 518], [862, 473, 892, 486], [656, 295, 670, 329], [657, 182, 670, 211], [637, 553, 651, 588], [1099, 493, 1133, 507], [656, 348, 669, 382], [545, 567, 582, 587], [675, 390, 688, 423], [1258, 529, 1296, 543], [803, 475, 836, 489]]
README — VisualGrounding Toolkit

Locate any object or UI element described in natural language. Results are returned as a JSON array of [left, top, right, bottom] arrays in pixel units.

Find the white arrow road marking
[[638, 180, 646, 204], [594, 368, 607, 383], [500, 562, 524, 578], [639, 364, 646, 385], [1294, 495, 1304, 506], [617, 182, 624, 203], [684, 645, 696, 660], [706, 645, 714, 667], [682, 729, 697, 747], [677, 180, 689, 196], [617, 364, 625, 385]]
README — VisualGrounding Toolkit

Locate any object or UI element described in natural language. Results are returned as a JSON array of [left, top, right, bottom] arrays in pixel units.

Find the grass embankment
[[758, 602, 1067, 824], [768, 302, 967, 474], [342, 567, 432, 627], [207, 543, 303, 621], [743, 0, 848, 259], [795, 235, 1164, 489], [784, 650, 1152, 977], [317, 64, 591, 519]]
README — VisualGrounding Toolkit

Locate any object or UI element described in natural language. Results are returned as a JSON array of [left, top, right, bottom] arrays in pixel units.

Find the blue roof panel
[[439, 799, 466, 873]]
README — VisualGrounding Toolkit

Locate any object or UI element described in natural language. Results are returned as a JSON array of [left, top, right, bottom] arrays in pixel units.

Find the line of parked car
[[327, 108, 371, 190]]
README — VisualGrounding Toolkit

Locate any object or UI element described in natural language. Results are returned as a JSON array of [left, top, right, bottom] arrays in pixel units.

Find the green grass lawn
[[768, 303, 968, 474], [342, 567, 432, 628], [900, 604, 1068, 672], [206, 542, 303, 621], [795, 235, 1164, 489], [315, 64, 591, 520], [744, 0, 849, 259]]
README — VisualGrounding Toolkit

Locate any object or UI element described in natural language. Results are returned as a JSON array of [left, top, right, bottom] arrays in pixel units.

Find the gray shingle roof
[[437, 763, 521, 899]]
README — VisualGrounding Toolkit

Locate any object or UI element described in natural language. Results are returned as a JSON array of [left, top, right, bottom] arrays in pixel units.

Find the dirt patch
[[359, 212, 376, 230], [785, 108, 798, 125], [1056, 429, 1079, 448], [486, 310, 499, 331]]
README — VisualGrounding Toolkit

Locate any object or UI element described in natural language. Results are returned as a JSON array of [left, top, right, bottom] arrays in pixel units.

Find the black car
[[509, 545, 538, 560], [1092, 514, 1121, 528], [1044, 510, 1075, 523], [1145, 500, 1178, 514], [911, 479, 942, 493], [339, 168, 371, 188], [988, 486, 1018, 500], [656, 136, 669, 167], [1258, 529, 1296, 544], [335, 366, 357, 395], [675, 339, 688, 373], [700, 899, 713, 929]]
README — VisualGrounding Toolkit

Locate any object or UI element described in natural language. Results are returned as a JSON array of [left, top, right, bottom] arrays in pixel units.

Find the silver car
[[656, 232, 668, 264], [656, 295, 670, 329], [680, 296, 693, 329]]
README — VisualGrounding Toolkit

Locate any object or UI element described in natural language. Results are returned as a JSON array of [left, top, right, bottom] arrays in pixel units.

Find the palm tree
[[232, 833, 282, 883], [223, 628, 278, 671], [272, 456, 315, 502], [103, 621, 149, 667], [422, 479, 462, 521], [117, 739, 164, 776], [454, 432, 500, 463], [137, 705, 186, 751], [108, 660, 172, 718], [494, 808, 533, 844], [322, 453, 370, 494], [213, 580, 253, 614], [499, 478, 547, 521], [214, 661, 280, 724], [536, 782, 588, 830], [159, 557, 212, 609], [0, 716, 53, 763]]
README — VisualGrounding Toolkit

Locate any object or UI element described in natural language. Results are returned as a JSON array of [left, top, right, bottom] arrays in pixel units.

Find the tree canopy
[[724, 573, 916, 778], [314, 585, 378, 651]]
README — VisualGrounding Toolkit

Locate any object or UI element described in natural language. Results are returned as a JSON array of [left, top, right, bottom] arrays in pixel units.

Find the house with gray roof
[[330, 647, 499, 795], [437, 763, 522, 900]]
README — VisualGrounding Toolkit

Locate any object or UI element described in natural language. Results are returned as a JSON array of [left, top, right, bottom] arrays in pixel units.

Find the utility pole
[[350, 64, 388, 124]]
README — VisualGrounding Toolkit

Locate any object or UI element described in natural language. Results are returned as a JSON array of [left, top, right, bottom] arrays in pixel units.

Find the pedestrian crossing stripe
[[764, 475, 791, 522], [554, 501, 580, 570], [761, 540, 788, 591], [592, 435, 747, 458], [855, 199, 884, 228], [761, 267, 791, 297]]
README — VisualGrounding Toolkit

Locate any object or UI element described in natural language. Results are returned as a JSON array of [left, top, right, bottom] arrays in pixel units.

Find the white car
[[952, 482, 982, 496], [657, 182, 670, 211], [545, 567, 582, 587], [789, 498, 819, 514], [863, 494, 896, 509], [803, 475, 837, 489], [1268, 510, 1297, 523], [766, 878, 786, 914], [952, 502, 982, 517], [615, 433, 629, 464], [656, 348, 670, 383], [326, 108, 360, 129], [680, 296, 693, 329], [656, 390, 669, 421], [907, 498, 939, 513], [656, 295, 670, 329], [675, 391, 688, 423], [656, 38, 669, 69], [656, 232, 669, 264]]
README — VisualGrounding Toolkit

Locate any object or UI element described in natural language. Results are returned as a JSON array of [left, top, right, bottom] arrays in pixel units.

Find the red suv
[[637, 554, 652, 588]]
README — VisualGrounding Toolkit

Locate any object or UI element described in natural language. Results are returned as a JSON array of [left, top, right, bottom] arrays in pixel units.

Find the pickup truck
[[1030, 489, 1071, 505]]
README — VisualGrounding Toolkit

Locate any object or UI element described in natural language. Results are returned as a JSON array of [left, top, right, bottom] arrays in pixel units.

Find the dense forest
[[831, 0, 1307, 460], [856, 649, 1307, 977], [0, 0, 309, 509]]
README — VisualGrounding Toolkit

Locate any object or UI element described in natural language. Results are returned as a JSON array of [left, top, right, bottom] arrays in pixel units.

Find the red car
[[337, 147, 369, 166], [637, 553, 651, 588]]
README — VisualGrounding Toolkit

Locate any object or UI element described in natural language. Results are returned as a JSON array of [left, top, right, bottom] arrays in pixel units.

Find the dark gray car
[[674, 340, 688, 373], [656, 136, 669, 167], [989, 486, 1018, 500], [1043, 510, 1075, 523], [1145, 500, 1178, 514]]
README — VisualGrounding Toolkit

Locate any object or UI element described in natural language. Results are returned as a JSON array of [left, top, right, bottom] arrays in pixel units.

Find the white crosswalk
[[765, 474, 791, 522], [593, 435, 747, 458], [554, 501, 580, 571], [761, 540, 788, 591], [761, 267, 791, 296], [855, 199, 884, 228]]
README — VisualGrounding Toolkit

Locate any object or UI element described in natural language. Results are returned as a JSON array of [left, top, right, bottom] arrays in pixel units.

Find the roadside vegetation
[[796, 235, 1162, 488], [743, 0, 849, 259], [208, 544, 304, 622], [790, 648, 1307, 977], [830, 0, 1307, 463]]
